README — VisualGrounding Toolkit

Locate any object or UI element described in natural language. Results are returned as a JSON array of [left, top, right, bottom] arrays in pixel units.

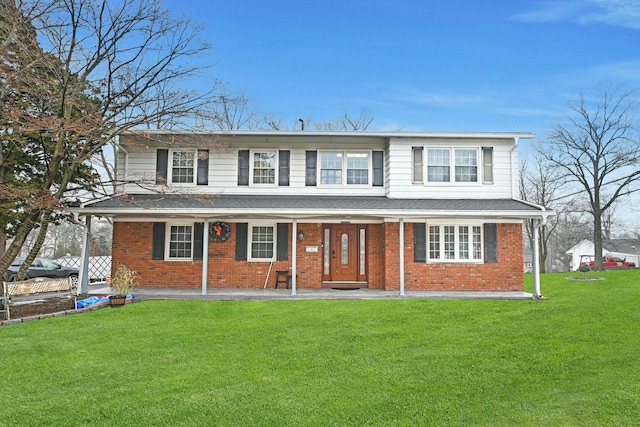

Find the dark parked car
[[4, 258, 79, 285]]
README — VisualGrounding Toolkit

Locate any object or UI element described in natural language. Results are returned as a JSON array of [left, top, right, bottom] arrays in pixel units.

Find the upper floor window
[[482, 147, 494, 184], [238, 150, 289, 187], [319, 151, 370, 186], [427, 149, 450, 182], [171, 150, 195, 184], [251, 150, 277, 185], [412, 147, 423, 183], [454, 149, 478, 182], [418, 148, 481, 184]]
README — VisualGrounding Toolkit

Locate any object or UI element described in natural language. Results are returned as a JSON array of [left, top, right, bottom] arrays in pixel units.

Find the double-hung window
[[427, 149, 450, 182], [319, 151, 370, 186], [251, 150, 277, 185], [167, 224, 193, 260], [454, 149, 478, 182], [170, 150, 195, 184], [249, 225, 275, 261], [428, 224, 483, 261], [422, 148, 479, 183]]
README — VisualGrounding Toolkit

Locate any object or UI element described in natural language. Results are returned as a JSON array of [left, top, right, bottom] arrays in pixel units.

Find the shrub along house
[[75, 130, 552, 296]]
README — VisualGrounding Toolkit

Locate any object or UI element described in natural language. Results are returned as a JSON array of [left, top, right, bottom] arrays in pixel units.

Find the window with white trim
[[251, 150, 277, 185], [482, 147, 493, 184], [319, 151, 370, 186], [455, 149, 478, 182], [167, 224, 193, 260], [427, 149, 450, 182], [428, 224, 483, 261], [249, 225, 275, 261], [412, 147, 423, 183], [170, 150, 195, 184], [423, 148, 479, 183]]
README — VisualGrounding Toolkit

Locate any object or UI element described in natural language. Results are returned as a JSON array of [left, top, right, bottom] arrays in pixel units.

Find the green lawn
[[1, 270, 639, 426]]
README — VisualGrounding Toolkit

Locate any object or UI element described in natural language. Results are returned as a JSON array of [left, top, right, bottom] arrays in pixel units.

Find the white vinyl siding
[[117, 135, 515, 198], [388, 141, 513, 199]]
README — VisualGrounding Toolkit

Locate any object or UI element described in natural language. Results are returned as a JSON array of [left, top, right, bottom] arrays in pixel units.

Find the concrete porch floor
[[88, 284, 534, 301]]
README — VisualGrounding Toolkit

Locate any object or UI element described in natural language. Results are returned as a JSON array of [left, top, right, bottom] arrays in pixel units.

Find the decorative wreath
[[209, 221, 231, 242]]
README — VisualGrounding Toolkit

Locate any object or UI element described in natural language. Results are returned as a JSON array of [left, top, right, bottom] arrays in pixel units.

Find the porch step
[[322, 281, 368, 290]]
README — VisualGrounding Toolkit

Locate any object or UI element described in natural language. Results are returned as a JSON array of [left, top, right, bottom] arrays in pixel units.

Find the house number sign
[[209, 221, 231, 242]]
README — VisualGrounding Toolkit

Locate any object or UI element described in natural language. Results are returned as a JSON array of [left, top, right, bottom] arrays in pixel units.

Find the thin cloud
[[511, 0, 640, 29], [399, 88, 484, 107], [511, 1, 585, 23]]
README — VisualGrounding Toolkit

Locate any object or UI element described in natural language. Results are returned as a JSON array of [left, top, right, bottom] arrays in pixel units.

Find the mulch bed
[[2, 298, 76, 321]]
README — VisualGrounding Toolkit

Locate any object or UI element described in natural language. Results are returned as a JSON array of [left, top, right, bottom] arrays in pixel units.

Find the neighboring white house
[[566, 239, 640, 270]]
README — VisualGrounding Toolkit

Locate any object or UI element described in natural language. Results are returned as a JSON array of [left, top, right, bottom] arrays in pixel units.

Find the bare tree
[[542, 90, 640, 270], [520, 156, 562, 272], [311, 109, 374, 131], [0, 0, 220, 278]]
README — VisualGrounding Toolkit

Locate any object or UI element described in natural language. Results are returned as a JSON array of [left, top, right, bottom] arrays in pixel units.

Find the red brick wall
[[403, 223, 524, 291], [112, 222, 325, 289], [112, 221, 524, 291]]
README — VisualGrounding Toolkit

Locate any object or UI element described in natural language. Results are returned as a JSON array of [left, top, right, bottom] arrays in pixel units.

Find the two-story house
[[76, 130, 552, 295]]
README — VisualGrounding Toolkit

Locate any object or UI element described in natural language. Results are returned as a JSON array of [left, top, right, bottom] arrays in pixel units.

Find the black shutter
[[238, 150, 249, 186], [156, 149, 168, 185], [279, 150, 290, 186], [193, 222, 204, 260], [277, 223, 289, 261], [235, 223, 248, 260], [197, 150, 209, 185], [152, 222, 166, 260], [484, 223, 498, 263], [414, 223, 426, 262], [372, 151, 384, 187], [306, 151, 317, 186]]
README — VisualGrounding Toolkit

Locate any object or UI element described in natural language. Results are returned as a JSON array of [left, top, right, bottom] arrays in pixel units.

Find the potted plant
[[109, 264, 139, 307]]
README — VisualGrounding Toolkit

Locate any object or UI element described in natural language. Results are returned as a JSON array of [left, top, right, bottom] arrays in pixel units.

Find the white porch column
[[291, 219, 297, 296], [78, 215, 91, 295], [201, 218, 209, 295], [399, 218, 405, 296], [532, 218, 542, 298]]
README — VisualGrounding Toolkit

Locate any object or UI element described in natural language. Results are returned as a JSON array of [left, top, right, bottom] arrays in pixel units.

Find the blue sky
[[168, 0, 640, 142]]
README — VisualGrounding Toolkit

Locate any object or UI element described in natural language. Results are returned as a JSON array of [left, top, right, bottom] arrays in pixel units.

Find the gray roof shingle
[[83, 194, 544, 216]]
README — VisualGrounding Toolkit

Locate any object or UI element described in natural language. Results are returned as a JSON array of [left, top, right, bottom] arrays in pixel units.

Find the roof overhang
[[73, 194, 554, 222]]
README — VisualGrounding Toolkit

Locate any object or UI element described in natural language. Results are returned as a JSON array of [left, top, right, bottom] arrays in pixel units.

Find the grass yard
[[1, 270, 639, 426]]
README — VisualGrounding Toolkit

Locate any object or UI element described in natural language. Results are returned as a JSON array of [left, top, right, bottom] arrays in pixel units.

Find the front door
[[323, 224, 367, 285], [331, 224, 358, 281]]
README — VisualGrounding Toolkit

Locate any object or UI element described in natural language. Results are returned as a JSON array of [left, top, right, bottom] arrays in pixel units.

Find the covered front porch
[[74, 194, 552, 298]]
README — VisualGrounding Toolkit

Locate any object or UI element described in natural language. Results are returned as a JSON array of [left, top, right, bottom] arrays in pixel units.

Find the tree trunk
[[16, 210, 51, 280], [0, 212, 39, 276], [593, 211, 604, 270]]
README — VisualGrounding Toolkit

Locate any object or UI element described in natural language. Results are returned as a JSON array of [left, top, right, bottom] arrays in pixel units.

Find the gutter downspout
[[510, 137, 520, 199]]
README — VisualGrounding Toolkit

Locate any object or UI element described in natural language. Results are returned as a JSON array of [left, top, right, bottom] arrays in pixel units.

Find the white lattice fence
[[56, 256, 112, 282]]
